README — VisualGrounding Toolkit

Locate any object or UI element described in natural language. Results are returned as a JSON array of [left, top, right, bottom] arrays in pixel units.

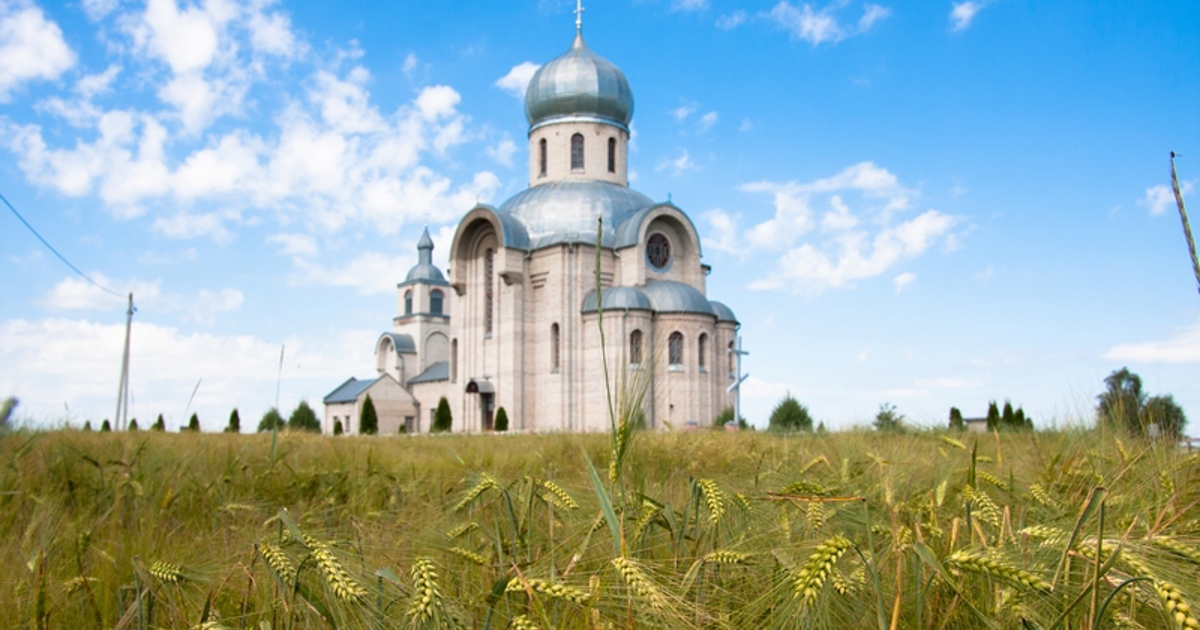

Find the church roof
[[378, 332, 416, 355], [581, 285, 653, 313], [402, 227, 448, 285], [498, 180, 654, 249], [643, 280, 716, 316], [525, 32, 633, 131], [323, 376, 380, 404], [408, 361, 449, 385], [709, 300, 738, 324]]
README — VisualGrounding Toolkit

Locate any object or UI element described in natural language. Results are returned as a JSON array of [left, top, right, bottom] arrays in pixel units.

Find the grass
[[0, 427, 1197, 628]]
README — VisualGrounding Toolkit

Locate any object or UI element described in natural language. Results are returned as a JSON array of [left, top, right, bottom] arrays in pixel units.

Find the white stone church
[[323, 24, 739, 435]]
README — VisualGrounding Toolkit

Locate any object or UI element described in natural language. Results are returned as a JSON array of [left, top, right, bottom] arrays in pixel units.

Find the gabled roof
[[408, 361, 450, 385], [323, 376, 380, 404]]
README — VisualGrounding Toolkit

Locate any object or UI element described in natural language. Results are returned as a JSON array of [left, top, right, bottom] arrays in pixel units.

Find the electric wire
[[1, 191, 125, 299]]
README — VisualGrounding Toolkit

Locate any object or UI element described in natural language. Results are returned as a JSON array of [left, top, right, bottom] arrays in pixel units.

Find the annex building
[[323, 21, 740, 434]]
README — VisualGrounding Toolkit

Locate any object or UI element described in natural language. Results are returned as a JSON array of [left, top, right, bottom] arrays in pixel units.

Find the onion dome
[[644, 280, 716, 316], [525, 32, 634, 131], [403, 227, 447, 285], [498, 180, 653, 249], [581, 286, 653, 313]]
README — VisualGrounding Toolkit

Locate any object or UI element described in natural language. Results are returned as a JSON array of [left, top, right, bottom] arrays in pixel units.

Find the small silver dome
[[644, 280, 716, 316], [709, 300, 738, 324], [499, 180, 654, 249], [525, 33, 634, 131], [581, 286, 653, 313], [403, 227, 448, 285]]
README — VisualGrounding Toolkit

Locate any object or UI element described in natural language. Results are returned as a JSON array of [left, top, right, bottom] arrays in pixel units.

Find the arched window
[[484, 248, 495, 335], [607, 137, 616, 173], [539, 138, 547, 176], [669, 332, 683, 366], [698, 333, 708, 369], [451, 338, 458, 381], [404, 290, 413, 315], [728, 340, 735, 375], [551, 323, 560, 371], [630, 329, 643, 365], [570, 133, 584, 171], [430, 289, 444, 315]]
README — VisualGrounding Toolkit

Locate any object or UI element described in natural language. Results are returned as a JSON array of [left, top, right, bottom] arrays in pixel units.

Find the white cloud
[[892, 271, 916, 292], [75, 65, 122, 99], [486, 137, 518, 167], [1139, 183, 1191, 216], [717, 11, 748, 30], [672, 0, 708, 11], [268, 232, 318, 257], [656, 149, 699, 176], [1105, 320, 1200, 364], [291, 251, 413, 295], [402, 53, 418, 75], [739, 118, 752, 132], [671, 101, 698, 122], [741, 163, 959, 293], [38, 274, 244, 323], [495, 61, 540, 98], [697, 111, 718, 133], [0, 0, 76, 101], [703, 208, 741, 254], [765, 1, 890, 45], [950, 1, 990, 32]]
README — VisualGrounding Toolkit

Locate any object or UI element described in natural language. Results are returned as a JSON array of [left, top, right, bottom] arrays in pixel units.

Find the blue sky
[[1, 0, 1198, 432]]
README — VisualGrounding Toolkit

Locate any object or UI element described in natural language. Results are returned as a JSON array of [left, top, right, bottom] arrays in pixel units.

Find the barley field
[[1, 427, 1198, 629]]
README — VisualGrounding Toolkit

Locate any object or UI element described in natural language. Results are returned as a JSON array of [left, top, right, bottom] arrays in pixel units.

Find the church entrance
[[481, 393, 494, 431]]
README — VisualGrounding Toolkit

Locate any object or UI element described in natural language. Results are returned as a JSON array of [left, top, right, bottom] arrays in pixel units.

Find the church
[[323, 20, 740, 435]]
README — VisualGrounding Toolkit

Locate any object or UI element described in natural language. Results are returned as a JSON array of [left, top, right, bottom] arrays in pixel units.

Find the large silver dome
[[498, 180, 654, 249], [525, 32, 634, 131]]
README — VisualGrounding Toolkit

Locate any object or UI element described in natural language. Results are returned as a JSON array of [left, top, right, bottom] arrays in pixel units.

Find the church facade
[[323, 26, 739, 435]]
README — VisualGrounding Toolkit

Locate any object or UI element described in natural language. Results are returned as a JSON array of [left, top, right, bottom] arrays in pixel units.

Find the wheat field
[[1, 427, 1197, 629]]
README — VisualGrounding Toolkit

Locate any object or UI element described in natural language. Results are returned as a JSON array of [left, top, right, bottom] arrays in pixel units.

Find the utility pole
[[727, 331, 749, 427], [114, 292, 134, 431]]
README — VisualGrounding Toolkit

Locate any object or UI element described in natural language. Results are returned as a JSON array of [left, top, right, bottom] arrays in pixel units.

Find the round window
[[646, 233, 671, 270]]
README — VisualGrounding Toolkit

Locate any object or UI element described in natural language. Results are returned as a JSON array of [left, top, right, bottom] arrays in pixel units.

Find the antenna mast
[[114, 293, 135, 430], [575, 0, 584, 33]]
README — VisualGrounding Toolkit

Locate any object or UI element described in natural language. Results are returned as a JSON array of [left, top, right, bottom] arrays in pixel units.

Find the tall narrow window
[[484, 249, 495, 335], [698, 333, 708, 369], [570, 133, 584, 171], [430, 289, 444, 315], [669, 332, 683, 366], [551, 323, 560, 371], [404, 290, 413, 315], [539, 138, 547, 176], [630, 329, 643, 365], [607, 137, 616, 173], [451, 339, 458, 381], [728, 340, 735, 375]]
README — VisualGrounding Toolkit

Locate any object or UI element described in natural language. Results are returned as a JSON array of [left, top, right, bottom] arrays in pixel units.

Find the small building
[[322, 374, 417, 435], [964, 417, 988, 434]]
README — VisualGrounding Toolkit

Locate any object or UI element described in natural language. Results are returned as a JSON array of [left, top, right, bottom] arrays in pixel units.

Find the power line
[[1, 192, 125, 299]]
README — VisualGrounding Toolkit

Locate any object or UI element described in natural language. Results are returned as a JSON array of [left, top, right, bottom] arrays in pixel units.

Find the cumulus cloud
[[38, 274, 244, 322], [291, 251, 414, 295], [892, 271, 916, 292], [1105, 320, 1200, 364], [950, 1, 991, 32], [740, 162, 959, 293], [765, 1, 891, 45], [697, 111, 718, 133], [717, 11, 748, 30], [0, 0, 76, 101], [703, 208, 741, 254], [1139, 182, 1191, 216], [656, 149, 699, 176], [672, 0, 709, 11], [486, 137, 518, 167], [495, 61, 540, 98]]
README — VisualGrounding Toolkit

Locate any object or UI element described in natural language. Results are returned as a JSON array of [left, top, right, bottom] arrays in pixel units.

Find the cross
[[574, 0, 584, 33]]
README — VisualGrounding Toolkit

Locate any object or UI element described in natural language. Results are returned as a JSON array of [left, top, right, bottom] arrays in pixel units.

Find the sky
[[1, 0, 1198, 433]]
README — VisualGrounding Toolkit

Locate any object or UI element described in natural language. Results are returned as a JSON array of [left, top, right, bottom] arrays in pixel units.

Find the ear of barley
[[935, 478, 948, 507], [1152, 537, 1200, 565], [1159, 471, 1177, 498], [793, 535, 852, 606], [302, 534, 366, 603], [448, 546, 488, 566], [1019, 524, 1067, 544], [806, 502, 826, 531], [939, 435, 967, 451], [800, 455, 829, 474], [1028, 484, 1062, 512], [697, 479, 726, 524], [612, 557, 666, 609], [779, 479, 830, 497], [259, 542, 297, 585], [946, 550, 1051, 593], [63, 576, 99, 594], [453, 473, 497, 513], [148, 561, 185, 584], [704, 550, 752, 565], [445, 522, 479, 539], [506, 577, 592, 605], [542, 480, 579, 511], [408, 557, 443, 623], [510, 614, 541, 630], [977, 470, 1006, 490], [962, 485, 1001, 529], [1155, 580, 1200, 630], [630, 503, 658, 546]]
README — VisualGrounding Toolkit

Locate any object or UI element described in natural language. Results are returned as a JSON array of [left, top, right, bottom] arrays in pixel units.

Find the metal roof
[[613, 203, 702, 255], [323, 376, 380, 404], [403, 226, 447, 285], [408, 361, 449, 385], [525, 32, 633, 132], [581, 285, 653, 313], [498, 180, 653, 250], [378, 332, 416, 355], [643, 280, 716, 316], [709, 300, 738, 324]]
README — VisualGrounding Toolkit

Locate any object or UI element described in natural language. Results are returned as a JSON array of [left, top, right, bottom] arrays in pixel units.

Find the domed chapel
[[322, 13, 740, 435]]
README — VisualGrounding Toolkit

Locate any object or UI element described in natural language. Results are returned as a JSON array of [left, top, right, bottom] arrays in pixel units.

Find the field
[[2, 428, 1198, 629]]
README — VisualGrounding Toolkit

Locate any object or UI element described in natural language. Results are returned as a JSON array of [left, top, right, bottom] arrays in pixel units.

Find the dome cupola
[[403, 227, 447, 285], [524, 32, 634, 132]]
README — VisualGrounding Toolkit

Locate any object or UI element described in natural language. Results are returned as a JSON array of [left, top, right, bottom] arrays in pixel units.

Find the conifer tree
[[101, 419, 111, 432], [226, 409, 241, 433], [949, 407, 965, 431], [493, 406, 509, 432], [288, 401, 321, 433], [359, 395, 378, 435], [152, 414, 165, 431], [128, 418, 139, 431], [768, 393, 813, 432], [1002, 400, 1016, 429], [82, 420, 92, 432], [985, 401, 1000, 431], [187, 413, 200, 432], [333, 420, 344, 435], [433, 397, 452, 433]]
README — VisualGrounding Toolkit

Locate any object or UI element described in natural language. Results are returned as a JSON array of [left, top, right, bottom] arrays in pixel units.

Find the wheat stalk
[[703, 550, 752, 565], [506, 577, 592, 605], [793, 535, 852, 606], [408, 557, 443, 624], [1156, 580, 1200, 630], [1152, 537, 1200, 565], [509, 614, 541, 630], [946, 550, 1052, 593], [302, 534, 366, 602], [697, 479, 726, 524], [962, 485, 1001, 528], [454, 473, 497, 512], [258, 542, 296, 585], [542, 480, 580, 511], [148, 561, 185, 584], [445, 522, 479, 539], [447, 546, 488, 566], [612, 557, 666, 609]]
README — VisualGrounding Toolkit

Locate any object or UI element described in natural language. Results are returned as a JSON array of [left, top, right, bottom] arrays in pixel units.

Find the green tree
[[287, 401, 321, 433], [257, 408, 285, 432], [187, 413, 200, 432], [985, 401, 1000, 431], [714, 406, 748, 429], [949, 407, 965, 431], [873, 403, 904, 432], [152, 414, 165, 431], [493, 406, 509, 432], [816, 421, 827, 434], [1014, 407, 1031, 430], [1097, 367, 1146, 434], [101, 419, 111, 432], [82, 420, 92, 432], [433, 397, 452, 433], [128, 418, 139, 431], [333, 420, 344, 435], [1144, 395, 1187, 439], [359, 396, 378, 435], [226, 409, 241, 433], [1002, 400, 1016, 428], [768, 394, 813, 432]]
